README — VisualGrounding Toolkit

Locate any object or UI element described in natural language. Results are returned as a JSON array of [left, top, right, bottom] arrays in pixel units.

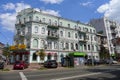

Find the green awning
[[69, 52, 86, 57]]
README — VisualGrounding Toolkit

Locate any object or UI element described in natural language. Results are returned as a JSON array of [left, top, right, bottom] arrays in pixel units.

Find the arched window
[[76, 43, 78, 50], [68, 32, 71, 38], [84, 44, 87, 50], [60, 31, 63, 37], [32, 53, 37, 61], [71, 43, 74, 50], [41, 27, 45, 34], [88, 45, 90, 50], [35, 26, 38, 33], [41, 40, 45, 48], [66, 43, 69, 49], [33, 39, 38, 48]]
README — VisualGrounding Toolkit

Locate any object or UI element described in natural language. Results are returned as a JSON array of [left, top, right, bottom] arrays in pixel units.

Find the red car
[[13, 61, 29, 70]]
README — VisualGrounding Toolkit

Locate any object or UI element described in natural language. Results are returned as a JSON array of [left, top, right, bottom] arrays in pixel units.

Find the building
[[11, 8, 99, 64], [96, 34, 109, 59], [90, 17, 120, 59], [0, 42, 5, 62]]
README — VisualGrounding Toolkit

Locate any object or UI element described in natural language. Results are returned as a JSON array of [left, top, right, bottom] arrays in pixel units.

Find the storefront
[[69, 52, 87, 66]]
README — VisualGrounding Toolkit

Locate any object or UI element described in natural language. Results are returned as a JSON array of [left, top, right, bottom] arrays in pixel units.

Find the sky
[[0, 0, 120, 45]]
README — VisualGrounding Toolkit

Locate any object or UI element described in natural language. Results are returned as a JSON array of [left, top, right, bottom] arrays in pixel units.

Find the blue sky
[[0, 0, 119, 45]]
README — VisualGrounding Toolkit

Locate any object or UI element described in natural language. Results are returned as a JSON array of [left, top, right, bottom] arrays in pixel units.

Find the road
[[0, 64, 120, 80]]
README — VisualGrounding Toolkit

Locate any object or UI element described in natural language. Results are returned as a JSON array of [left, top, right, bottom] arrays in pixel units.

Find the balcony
[[47, 25, 59, 29], [47, 35, 59, 40], [15, 23, 25, 27], [110, 25, 116, 29]]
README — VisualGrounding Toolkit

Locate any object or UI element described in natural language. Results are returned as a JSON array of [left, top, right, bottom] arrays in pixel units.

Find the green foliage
[[2, 43, 10, 58]]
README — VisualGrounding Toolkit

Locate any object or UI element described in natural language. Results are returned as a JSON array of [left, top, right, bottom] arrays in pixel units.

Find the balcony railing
[[47, 25, 59, 29], [47, 35, 59, 39]]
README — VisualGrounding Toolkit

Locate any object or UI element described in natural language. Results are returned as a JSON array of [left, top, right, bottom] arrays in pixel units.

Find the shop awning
[[69, 52, 86, 57]]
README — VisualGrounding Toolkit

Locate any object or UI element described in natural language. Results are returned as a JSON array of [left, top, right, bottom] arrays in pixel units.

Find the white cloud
[[97, 0, 120, 22], [2, 3, 15, 10], [0, 2, 31, 32], [40, 0, 63, 4], [80, 1, 93, 7]]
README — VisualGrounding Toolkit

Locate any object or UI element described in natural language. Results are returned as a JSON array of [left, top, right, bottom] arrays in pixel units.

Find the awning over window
[[69, 52, 86, 57]]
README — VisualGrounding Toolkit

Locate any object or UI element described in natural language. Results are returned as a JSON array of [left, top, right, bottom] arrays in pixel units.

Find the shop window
[[54, 53, 57, 60], [32, 53, 37, 61], [47, 53, 52, 60]]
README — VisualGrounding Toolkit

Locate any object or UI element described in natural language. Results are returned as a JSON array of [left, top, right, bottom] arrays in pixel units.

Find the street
[[0, 64, 120, 80]]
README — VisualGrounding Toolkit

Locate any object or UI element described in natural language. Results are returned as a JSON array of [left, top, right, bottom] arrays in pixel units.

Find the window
[[41, 27, 45, 34], [35, 16, 39, 21], [42, 18, 45, 23], [71, 43, 74, 50], [24, 18, 26, 23], [29, 16, 32, 21], [75, 25, 77, 29], [84, 44, 87, 50], [60, 31, 63, 37], [79, 34, 82, 39], [54, 42, 58, 49], [75, 43, 78, 50], [41, 40, 45, 48], [32, 53, 37, 61], [68, 32, 71, 38], [66, 43, 69, 49], [48, 41, 52, 49], [34, 26, 38, 33], [59, 22, 62, 26], [68, 24, 70, 27], [88, 45, 90, 50], [75, 33, 78, 38], [60, 42, 64, 49], [79, 27, 81, 31], [49, 19, 51, 25], [33, 39, 38, 48], [55, 20, 57, 26]]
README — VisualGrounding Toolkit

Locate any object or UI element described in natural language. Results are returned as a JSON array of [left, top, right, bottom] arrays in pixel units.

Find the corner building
[[13, 8, 99, 64]]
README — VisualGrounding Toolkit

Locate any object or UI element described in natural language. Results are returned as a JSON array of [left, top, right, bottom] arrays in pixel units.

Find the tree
[[36, 49, 46, 63], [2, 43, 10, 64]]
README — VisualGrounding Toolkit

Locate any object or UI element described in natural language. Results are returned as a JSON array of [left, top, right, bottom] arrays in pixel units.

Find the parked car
[[84, 59, 100, 65], [105, 59, 118, 64], [13, 61, 29, 70], [44, 60, 58, 68], [0, 62, 4, 69]]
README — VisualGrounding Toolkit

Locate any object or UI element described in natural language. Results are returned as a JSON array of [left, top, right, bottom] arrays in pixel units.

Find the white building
[[90, 17, 120, 58], [12, 8, 99, 64]]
